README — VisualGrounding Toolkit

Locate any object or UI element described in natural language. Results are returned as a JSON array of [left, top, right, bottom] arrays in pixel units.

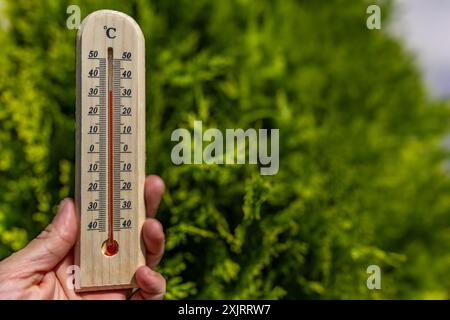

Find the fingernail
[[59, 198, 70, 212], [53, 198, 71, 224]]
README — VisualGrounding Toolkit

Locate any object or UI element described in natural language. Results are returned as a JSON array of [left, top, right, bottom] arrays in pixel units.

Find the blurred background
[[0, 0, 449, 299]]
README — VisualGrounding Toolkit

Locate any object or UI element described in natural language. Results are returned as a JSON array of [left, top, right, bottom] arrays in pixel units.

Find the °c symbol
[[105, 26, 117, 39]]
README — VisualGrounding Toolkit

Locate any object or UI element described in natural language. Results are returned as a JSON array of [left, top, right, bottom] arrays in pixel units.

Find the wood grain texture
[[75, 10, 146, 292]]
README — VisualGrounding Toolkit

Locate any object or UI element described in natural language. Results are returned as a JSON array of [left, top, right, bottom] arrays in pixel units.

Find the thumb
[[13, 198, 78, 272]]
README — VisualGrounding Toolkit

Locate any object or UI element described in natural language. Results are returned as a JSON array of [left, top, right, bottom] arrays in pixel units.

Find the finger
[[130, 266, 165, 300], [54, 250, 130, 300], [79, 289, 129, 300], [144, 175, 165, 218], [38, 271, 58, 299], [54, 249, 80, 299], [142, 218, 165, 269], [11, 199, 78, 272]]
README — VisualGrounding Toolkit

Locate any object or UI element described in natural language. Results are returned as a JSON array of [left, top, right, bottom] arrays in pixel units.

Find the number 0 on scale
[[75, 10, 146, 291]]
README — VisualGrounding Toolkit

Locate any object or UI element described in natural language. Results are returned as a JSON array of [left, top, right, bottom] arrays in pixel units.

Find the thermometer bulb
[[103, 239, 119, 256]]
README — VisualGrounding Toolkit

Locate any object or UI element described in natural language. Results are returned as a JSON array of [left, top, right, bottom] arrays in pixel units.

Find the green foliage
[[0, 0, 449, 299]]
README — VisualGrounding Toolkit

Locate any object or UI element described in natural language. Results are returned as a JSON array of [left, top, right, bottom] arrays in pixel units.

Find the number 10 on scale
[[75, 10, 146, 291]]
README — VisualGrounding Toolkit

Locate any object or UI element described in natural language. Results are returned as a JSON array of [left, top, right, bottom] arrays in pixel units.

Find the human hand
[[0, 175, 166, 300]]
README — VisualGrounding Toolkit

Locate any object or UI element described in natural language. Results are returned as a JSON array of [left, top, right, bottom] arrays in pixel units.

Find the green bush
[[0, 0, 449, 299]]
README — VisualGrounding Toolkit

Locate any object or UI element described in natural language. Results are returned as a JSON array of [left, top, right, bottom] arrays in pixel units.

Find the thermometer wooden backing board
[[75, 10, 146, 292]]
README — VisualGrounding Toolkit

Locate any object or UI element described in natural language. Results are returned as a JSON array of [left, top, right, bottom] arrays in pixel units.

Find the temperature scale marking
[[75, 10, 146, 292]]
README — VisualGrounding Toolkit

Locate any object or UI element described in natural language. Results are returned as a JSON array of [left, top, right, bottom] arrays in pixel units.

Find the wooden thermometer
[[75, 10, 146, 291]]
